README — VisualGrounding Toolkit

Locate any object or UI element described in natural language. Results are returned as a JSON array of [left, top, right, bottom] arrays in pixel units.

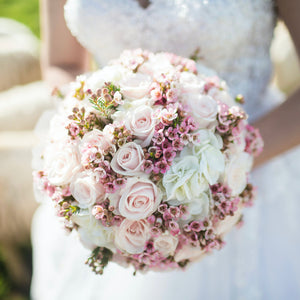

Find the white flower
[[208, 86, 235, 107], [187, 192, 210, 220], [110, 178, 162, 220], [163, 156, 208, 203], [72, 212, 115, 250], [192, 130, 225, 185], [44, 142, 81, 186], [120, 73, 152, 99], [86, 65, 129, 91], [70, 172, 105, 209], [225, 152, 253, 195], [125, 105, 157, 147], [174, 245, 205, 263], [139, 53, 174, 75], [184, 94, 218, 128], [154, 233, 178, 257], [111, 142, 144, 176], [115, 219, 150, 254], [215, 206, 242, 236], [179, 72, 204, 94]]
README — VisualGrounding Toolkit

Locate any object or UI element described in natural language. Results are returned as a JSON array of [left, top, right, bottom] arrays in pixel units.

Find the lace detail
[[64, 0, 275, 116]]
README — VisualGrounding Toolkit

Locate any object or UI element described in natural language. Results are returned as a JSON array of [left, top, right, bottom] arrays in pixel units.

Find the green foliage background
[[0, 0, 40, 37]]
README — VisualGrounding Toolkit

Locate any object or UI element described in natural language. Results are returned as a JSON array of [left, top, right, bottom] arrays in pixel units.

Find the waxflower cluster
[[33, 49, 263, 274]]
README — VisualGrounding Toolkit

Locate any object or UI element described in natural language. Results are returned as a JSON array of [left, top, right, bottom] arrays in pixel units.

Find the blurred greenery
[[0, 0, 40, 37], [0, 243, 31, 300]]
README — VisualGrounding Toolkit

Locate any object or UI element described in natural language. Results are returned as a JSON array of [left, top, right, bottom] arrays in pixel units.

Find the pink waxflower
[[150, 88, 163, 101], [169, 221, 180, 235], [163, 148, 176, 162], [166, 88, 178, 102], [164, 127, 177, 140], [172, 138, 184, 151], [141, 160, 154, 174], [154, 159, 169, 174], [190, 221, 204, 232], [152, 130, 165, 145]]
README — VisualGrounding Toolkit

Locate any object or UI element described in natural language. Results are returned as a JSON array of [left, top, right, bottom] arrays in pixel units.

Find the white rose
[[208, 87, 235, 107], [163, 156, 208, 203], [120, 73, 152, 99], [45, 142, 81, 186], [111, 142, 144, 176], [174, 245, 205, 263], [111, 178, 162, 220], [184, 94, 218, 128], [225, 152, 253, 195], [179, 72, 204, 94], [70, 172, 105, 209], [115, 219, 150, 254], [215, 206, 242, 236], [139, 53, 174, 75], [154, 233, 178, 257], [125, 105, 157, 147], [86, 65, 129, 91], [72, 212, 115, 250]]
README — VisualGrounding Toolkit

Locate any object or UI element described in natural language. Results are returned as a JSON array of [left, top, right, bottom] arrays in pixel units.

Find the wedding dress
[[31, 0, 300, 299]]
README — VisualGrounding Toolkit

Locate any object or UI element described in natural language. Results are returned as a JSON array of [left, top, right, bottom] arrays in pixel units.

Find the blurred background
[[0, 1, 299, 299]]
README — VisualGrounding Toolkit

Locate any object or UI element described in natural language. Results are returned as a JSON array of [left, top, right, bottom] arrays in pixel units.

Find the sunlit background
[[0, 1, 299, 299]]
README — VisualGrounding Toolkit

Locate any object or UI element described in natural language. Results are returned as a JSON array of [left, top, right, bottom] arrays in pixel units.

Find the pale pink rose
[[70, 172, 105, 208], [208, 87, 235, 107], [154, 233, 178, 257], [120, 73, 152, 99], [45, 142, 81, 186], [79, 129, 113, 154], [115, 219, 150, 254], [111, 142, 144, 175], [179, 72, 204, 94], [125, 106, 156, 147], [215, 206, 242, 236], [117, 178, 162, 220], [185, 94, 218, 128], [138, 53, 174, 76], [174, 245, 205, 263]]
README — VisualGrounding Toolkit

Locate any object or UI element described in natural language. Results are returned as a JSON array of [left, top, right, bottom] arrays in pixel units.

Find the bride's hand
[[253, 0, 300, 168]]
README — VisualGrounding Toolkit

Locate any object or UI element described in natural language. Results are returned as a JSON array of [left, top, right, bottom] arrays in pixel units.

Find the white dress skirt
[[31, 0, 300, 299]]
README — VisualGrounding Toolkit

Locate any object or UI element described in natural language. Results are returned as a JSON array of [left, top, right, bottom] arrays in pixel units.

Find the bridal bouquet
[[33, 49, 263, 274]]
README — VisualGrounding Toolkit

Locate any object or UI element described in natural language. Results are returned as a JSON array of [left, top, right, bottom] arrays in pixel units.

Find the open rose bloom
[[33, 49, 263, 274]]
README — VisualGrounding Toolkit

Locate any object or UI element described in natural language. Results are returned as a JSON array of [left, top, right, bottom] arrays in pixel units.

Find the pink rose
[[80, 129, 113, 154], [185, 94, 218, 128], [115, 178, 162, 220], [70, 172, 105, 208], [120, 73, 152, 99], [125, 106, 156, 147], [154, 233, 178, 257], [111, 142, 144, 176], [115, 219, 150, 254]]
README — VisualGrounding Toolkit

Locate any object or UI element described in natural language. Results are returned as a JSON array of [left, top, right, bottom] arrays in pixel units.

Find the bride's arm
[[40, 0, 89, 87], [253, 0, 300, 167]]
